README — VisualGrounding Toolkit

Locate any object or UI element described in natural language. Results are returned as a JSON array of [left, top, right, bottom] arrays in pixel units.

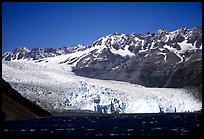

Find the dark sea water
[[1, 113, 202, 138]]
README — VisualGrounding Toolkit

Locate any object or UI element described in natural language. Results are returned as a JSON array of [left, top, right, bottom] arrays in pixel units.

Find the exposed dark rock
[[2, 78, 51, 121]]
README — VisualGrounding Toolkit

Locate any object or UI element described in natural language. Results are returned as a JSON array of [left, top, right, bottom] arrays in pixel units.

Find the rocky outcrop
[[2, 78, 51, 121]]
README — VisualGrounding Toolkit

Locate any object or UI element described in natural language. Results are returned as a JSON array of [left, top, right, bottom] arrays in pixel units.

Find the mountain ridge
[[2, 27, 202, 60]]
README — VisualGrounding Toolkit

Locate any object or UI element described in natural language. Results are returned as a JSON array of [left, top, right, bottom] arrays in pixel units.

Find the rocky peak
[[13, 47, 30, 53]]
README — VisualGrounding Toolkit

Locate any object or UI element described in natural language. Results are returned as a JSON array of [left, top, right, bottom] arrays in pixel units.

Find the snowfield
[[2, 53, 202, 114]]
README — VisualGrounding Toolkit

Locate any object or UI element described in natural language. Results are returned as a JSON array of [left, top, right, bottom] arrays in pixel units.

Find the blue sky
[[2, 2, 202, 54]]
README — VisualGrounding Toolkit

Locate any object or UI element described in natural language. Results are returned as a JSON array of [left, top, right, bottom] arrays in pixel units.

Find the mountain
[[3, 27, 202, 89], [2, 27, 202, 113], [72, 27, 202, 89], [2, 78, 51, 120]]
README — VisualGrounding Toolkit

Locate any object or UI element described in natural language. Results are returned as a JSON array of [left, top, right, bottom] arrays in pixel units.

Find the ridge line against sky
[[2, 2, 202, 54]]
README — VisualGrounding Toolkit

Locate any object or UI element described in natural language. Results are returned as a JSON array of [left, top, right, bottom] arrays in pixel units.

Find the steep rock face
[[164, 50, 202, 87], [101, 49, 202, 93]]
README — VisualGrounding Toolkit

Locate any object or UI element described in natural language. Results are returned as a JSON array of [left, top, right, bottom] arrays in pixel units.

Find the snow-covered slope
[[2, 53, 201, 113]]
